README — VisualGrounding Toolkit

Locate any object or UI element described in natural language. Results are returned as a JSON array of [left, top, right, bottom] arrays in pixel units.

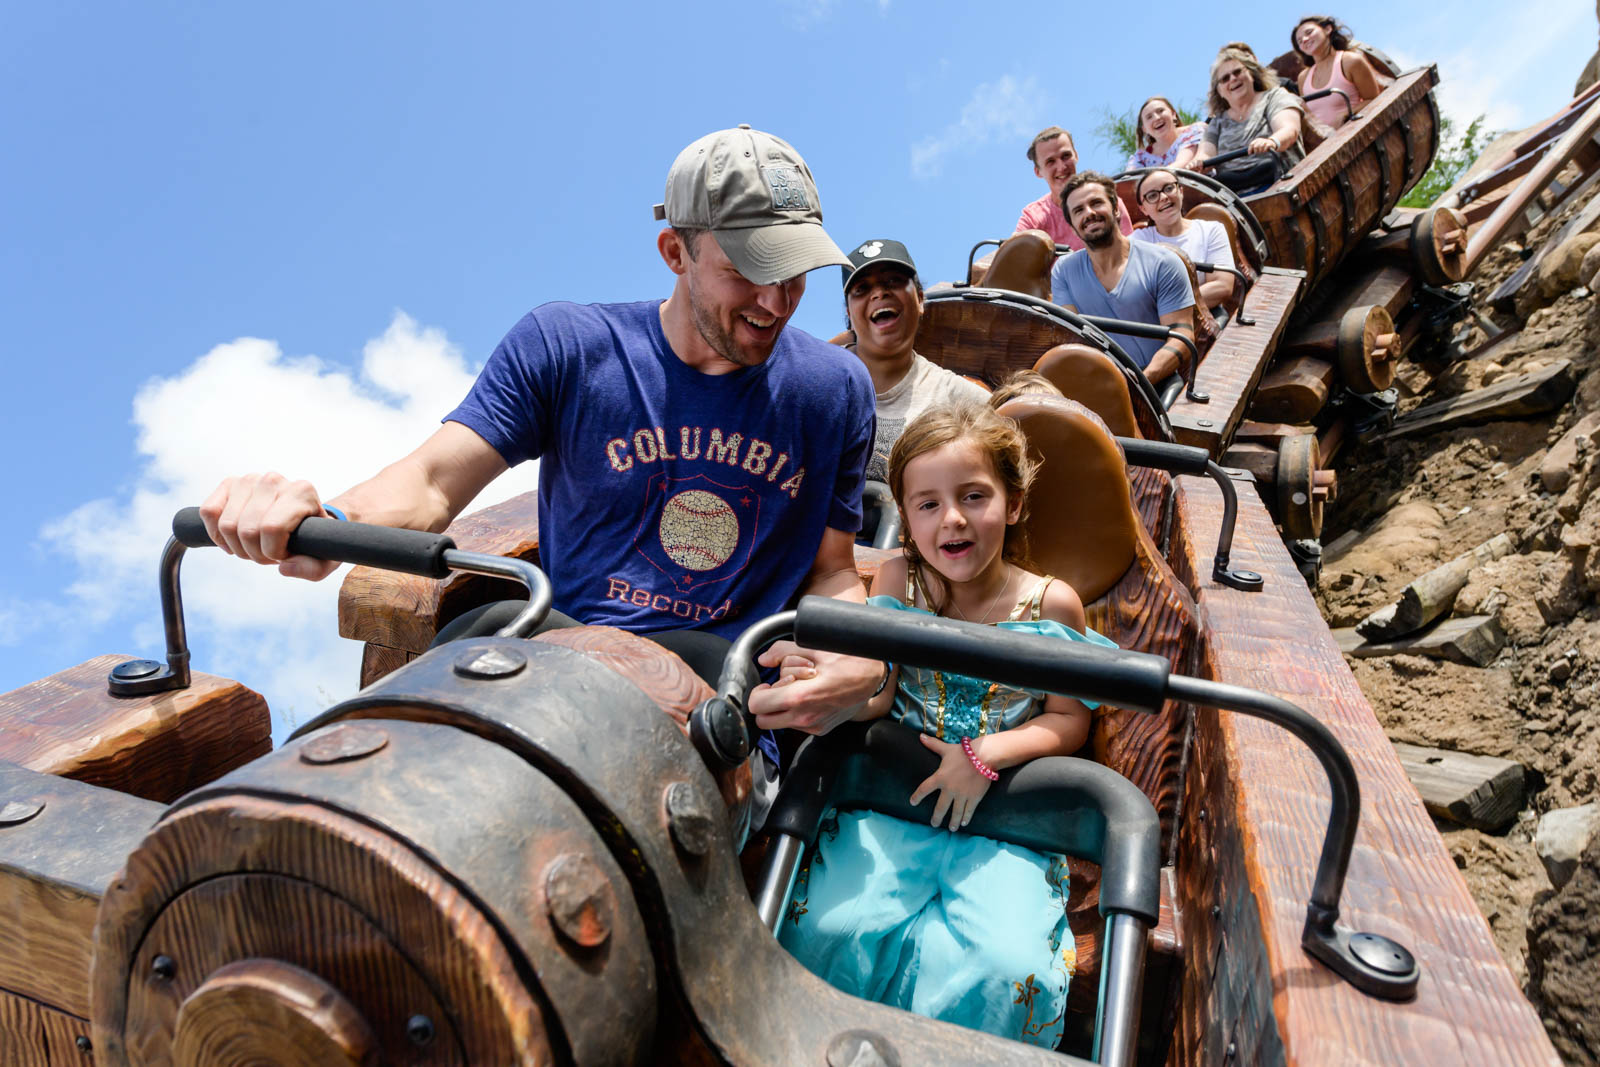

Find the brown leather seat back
[[1019, 350, 1171, 546], [1164, 245, 1219, 355], [1032, 343, 1140, 438], [1185, 203, 1254, 288], [982, 229, 1055, 299], [997, 396, 1137, 604], [995, 395, 1199, 857]]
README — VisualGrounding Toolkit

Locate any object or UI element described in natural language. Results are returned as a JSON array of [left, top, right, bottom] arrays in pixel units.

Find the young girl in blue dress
[[777, 401, 1117, 1048]]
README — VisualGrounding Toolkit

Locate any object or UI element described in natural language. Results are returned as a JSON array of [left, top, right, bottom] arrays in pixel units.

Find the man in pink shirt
[[1014, 126, 1132, 251]]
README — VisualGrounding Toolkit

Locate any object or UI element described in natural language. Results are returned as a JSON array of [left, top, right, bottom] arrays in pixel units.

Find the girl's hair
[[1207, 45, 1281, 116], [887, 402, 1037, 610], [1291, 16, 1353, 65], [1136, 96, 1183, 151], [987, 369, 1062, 410]]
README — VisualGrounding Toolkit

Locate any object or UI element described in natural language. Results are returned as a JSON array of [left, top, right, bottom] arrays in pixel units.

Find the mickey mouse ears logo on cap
[[857, 241, 884, 258]]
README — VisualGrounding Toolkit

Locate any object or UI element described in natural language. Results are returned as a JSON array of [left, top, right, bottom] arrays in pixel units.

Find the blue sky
[[3, 1, 1592, 737]]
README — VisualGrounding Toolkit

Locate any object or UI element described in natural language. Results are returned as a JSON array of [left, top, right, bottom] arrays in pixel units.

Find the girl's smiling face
[[1139, 99, 1177, 144], [901, 439, 1022, 586], [1295, 19, 1332, 61]]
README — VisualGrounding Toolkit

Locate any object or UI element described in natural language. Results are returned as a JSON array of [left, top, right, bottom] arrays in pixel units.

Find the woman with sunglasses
[[1125, 96, 1205, 172], [1131, 169, 1235, 312], [1194, 44, 1305, 191], [1291, 16, 1390, 132]]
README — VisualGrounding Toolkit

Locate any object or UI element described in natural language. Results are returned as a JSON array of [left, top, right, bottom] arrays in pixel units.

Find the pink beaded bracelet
[[961, 736, 999, 781]]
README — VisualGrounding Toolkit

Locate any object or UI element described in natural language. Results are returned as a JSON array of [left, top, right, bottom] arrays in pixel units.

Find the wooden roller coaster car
[[0, 52, 1575, 1067]]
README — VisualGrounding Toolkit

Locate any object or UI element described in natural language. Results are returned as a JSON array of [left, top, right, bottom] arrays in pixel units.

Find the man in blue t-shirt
[[198, 126, 885, 743], [1048, 171, 1196, 386]]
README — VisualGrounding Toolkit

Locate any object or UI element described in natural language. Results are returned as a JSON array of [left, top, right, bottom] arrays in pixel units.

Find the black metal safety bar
[[1191, 260, 1256, 326], [107, 508, 554, 697], [1075, 313, 1209, 405], [688, 598, 1422, 1004], [1302, 85, 1356, 122], [1115, 439, 1263, 592], [964, 238, 1006, 284]]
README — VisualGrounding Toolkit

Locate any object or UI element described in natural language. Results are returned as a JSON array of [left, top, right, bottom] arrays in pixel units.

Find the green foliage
[[1094, 101, 1204, 163], [1400, 113, 1493, 208]]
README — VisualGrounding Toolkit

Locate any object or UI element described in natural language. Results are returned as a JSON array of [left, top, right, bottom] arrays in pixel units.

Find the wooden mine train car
[[0, 54, 1567, 1067]]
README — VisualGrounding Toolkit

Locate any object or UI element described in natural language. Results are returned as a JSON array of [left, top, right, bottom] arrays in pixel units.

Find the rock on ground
[[1527, 832, 1600, 1063]]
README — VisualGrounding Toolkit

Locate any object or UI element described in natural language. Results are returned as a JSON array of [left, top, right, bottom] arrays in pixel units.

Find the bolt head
[[0, 800, 44, 827], [111, 659, 162, 680], [664, 781, 715, 857], [151, 955, 175, 981], [453, 646, 527, 679], [543, 853, 615, 949], [406, 1014, 435, 1046], [299, 723, 389, 765]]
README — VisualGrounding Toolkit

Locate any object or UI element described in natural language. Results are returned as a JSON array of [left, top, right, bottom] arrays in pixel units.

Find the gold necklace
[[946, 571, 1011, 625]]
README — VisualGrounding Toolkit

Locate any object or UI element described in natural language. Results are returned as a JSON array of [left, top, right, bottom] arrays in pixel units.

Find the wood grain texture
[[1167, 473, 1558, 1065], [338, 492, 541, 655], [92, 794, 555, 1066], [916, 299, 1169, 441], [0, 656, 270, 804], [1248, 68, 1440, 290], [1170, 269, 1306, 455], [358, 643, 415, 689], [0, 990, 91, 1066], [1249, 356, 1335, 425], [0, 762, 159, 1018], [1383, 360, 1576, 440]]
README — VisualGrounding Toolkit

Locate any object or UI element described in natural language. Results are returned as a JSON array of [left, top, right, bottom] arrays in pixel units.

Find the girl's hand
[[767, 653, 818, 689], [909, 734, 992, 830]]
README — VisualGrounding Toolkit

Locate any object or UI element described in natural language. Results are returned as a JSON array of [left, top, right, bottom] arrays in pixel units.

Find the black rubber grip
[[172, 507, 456, 579], [767, 722, 1161, 924], [1118, 437, 1211, 476], [793, 596, 1170, 714]]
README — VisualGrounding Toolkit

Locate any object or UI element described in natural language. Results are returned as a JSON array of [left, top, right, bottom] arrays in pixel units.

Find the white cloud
[[30, 312, 539, 740], [911, 74, 1042, 178], [1390, 7, 1594, 131]]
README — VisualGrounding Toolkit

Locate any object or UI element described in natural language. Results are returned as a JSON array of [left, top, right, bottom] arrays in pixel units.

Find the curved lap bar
[[760, 721, 1161, 1067]]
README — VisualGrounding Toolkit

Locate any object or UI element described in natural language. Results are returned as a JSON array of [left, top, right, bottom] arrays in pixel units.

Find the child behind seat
[[777, 401, 1117, 1048]]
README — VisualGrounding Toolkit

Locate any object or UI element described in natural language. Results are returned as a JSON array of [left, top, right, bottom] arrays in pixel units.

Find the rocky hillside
[[1319, 182, 1600, 1064]]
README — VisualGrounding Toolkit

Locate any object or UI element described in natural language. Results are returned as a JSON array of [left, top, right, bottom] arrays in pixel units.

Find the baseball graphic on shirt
[[659, 489, 740, 571]]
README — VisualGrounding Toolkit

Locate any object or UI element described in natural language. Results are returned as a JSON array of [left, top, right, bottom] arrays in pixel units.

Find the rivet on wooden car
[[543, 853, 616, 949], [75, 1035, 91, 1054], [1197, 419, 1214, 428], [453, 647, 527, 680], [826, 1030, 899, 1067], [151, 955, 176, 981], [1211, 905, 1222, 920], [406, 1014, 435, 1047], [0, 800, 44, 827], [110, 658, 161, 680], [299, 723, 389, 765], [664, 781, 715, 858]]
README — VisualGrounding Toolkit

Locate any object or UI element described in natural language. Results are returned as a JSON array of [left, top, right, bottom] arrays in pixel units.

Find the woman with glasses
[[1291, 16, 1390, 132], [1131, 170, 1236, 312], [1194, 44, 1305, 192], [1125, 96, 1205, 172]]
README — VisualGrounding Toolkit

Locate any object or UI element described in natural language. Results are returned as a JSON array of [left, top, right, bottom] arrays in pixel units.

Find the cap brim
[[714, 222, 852, 285], [842, 256, 920, 294]]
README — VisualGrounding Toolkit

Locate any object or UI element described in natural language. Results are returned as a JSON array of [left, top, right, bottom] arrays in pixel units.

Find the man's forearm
[[328, 455, 458, 532]]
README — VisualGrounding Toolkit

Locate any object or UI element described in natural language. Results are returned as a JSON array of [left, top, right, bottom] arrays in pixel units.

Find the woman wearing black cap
[[841, 239, 988, 486]]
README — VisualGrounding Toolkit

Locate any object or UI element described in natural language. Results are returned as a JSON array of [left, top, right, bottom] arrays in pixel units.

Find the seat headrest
[[983, 229, 1055, 299], [996, 395, 1138, 603], [1032, 343, 1141, 439]]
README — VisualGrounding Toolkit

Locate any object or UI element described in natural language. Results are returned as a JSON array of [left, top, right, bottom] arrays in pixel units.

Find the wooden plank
[[1247, 356, 1335, 424], [1384, 360, 1575, 440], [0, 762, 160, 1017], [1335, 614, 1507, 667], [1357, 535, 1515, 641], [1168, 476, 1558, 1066], [1169, 268, 1305, 455], [338, 491, 541, 655], [0, 656, 270, 804], [1392, 741, 1527, 833], [1483, 168, 1600, 307], [358, 643, 415, 689], [0, 991, 90, 1067]]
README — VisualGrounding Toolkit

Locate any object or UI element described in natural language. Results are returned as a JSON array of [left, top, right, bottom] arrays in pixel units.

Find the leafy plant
[[1401, 113, 1493, 208], [1094, 101, 1204, 162]]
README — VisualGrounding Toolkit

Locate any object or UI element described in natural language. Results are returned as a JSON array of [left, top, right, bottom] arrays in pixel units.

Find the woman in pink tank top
[[1291, 15, 1391, 132]]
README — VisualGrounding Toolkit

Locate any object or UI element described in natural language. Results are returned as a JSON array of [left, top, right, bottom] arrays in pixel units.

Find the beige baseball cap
[[652, 125, 851, 285]]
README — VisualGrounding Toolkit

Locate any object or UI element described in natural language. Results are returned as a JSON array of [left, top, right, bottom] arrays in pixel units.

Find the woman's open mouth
[[869, 306, 901, 329]]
